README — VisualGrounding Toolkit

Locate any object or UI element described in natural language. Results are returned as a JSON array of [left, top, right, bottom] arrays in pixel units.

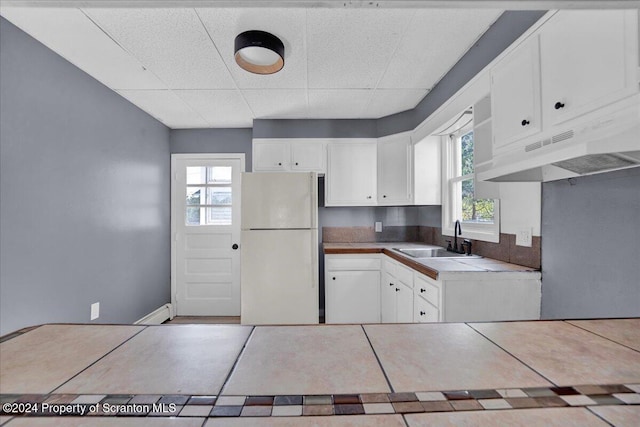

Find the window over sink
[[442, 115, 500, 242]]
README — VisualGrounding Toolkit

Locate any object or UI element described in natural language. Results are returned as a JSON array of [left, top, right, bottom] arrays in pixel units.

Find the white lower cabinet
[[380, 257, 414, 323], [413, 273, 441, 322], [325, 253, 541, 324], [325, 255, 380, 323]]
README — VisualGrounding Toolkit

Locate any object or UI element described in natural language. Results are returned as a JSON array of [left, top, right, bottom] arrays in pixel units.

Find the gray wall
[[170, 128, 253, 171], [541, 167, 640, 319], [0, 18, 171, 335]]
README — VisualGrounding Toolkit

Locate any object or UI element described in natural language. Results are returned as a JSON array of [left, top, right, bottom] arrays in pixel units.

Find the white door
[[171, 154, 244, 316]]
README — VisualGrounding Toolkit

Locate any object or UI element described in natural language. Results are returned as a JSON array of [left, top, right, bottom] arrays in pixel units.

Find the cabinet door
[[325, 270, 380, 323], [395, 281, 414, 323], [378, 135, 412, 205], [380, 271, 397, 323], [414, 296, 439, 323], [291, 142, 326, 173], [326, 141, 377, 206], [541, 10, 636, 127], [253, 141, 289, 171], [491, 37, 542, 153]]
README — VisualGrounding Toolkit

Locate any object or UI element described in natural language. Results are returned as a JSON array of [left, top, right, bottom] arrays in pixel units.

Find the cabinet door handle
[[554, 102, 565, 110], [521, 119, 530, 126], [420, 311, 426, 316], [278, 162, 282, 166], [295, 162, 299, 166], [232, 243, 239, 250], [395, 288, 400, 292], [383, 195, 387, 198], [332, 277, 336, 280], [366, 196, 372, 199], [389, 282, 394, 287], [420, 288, 426, 293]]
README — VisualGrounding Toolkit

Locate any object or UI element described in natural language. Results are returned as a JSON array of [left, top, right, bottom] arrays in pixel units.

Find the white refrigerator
[[240, 172, 319, 325]]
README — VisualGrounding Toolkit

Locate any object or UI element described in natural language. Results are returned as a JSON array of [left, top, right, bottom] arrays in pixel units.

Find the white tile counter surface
[[323, 242, 539, 278]]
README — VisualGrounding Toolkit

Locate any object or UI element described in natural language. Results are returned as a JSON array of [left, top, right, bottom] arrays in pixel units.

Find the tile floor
[[0, 319, 639, 426]]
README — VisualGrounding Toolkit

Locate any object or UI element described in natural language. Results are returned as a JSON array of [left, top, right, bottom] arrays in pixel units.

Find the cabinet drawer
[[414, 274, 439, 308], [414, 296, 439, 323], [325, 256, 381, 271], [396, 263, 414, 287]]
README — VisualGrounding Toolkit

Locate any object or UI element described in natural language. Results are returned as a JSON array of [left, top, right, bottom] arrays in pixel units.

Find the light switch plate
[[375, 222, 382, 232], [516, 228, 532, 247], [91, 302, 100, 320]]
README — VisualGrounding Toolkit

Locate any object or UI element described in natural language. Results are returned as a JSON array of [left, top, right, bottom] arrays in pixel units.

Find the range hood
[[478, 94, 640, 182]]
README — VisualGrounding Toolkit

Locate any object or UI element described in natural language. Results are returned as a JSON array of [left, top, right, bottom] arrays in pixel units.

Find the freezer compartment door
[[241, 229, 319, 325], [241, 172, 317, 229]]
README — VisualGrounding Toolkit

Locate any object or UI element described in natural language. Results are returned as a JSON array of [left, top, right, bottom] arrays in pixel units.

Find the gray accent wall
[[170, 128, 253, 171], [0, 18, 171, 335], [253, 119, 378, 139], [541, 167, 640, 319]]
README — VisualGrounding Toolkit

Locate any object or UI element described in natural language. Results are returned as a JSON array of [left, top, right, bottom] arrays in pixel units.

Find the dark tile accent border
[[1, 384, 637, 418]]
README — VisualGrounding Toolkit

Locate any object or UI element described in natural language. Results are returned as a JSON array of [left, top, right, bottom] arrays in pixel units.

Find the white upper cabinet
[[291, 142, 326, 172], [377, 134, 413, 205], [490, 36, 542, 153], [253, 139, 326, 173], [326, 140, 377, 206], [490, 10, 639, 156], [253, 141, 289, 171], [540, 10, 638, 127]]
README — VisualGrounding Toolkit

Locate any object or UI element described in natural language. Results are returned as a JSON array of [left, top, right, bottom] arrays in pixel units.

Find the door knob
[[232, 244, 239, 250]]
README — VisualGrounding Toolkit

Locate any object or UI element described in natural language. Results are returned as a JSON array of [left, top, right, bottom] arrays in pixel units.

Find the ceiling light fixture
[[234, 30, 284, 75]]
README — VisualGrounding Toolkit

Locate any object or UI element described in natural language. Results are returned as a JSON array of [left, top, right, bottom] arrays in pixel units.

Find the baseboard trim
[[135, 304, 173, 325]]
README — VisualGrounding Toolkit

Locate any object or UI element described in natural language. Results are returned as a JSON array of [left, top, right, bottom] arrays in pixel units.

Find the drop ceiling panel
[[308, 89, 372, 118], [242, 89, 309, 119], [306, 9, 411, 89], [196, 8, 307, 90], [175, 90, 254, 128], [84, 8, 236, 89], [117, 90, 209, 128], [377, 9, 502, 89], [0, 7, 166, 90], [366, 89, 429, 118]]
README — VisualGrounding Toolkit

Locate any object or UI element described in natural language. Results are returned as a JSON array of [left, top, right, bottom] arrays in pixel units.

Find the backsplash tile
[[322, 226, 541, 269]]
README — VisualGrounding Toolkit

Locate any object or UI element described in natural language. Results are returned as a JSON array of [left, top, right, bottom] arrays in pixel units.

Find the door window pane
[[186, 187, 203, 205], [207, 187, 232, 205], [186, 167, 206, 185], [208, 166, 232, 184]]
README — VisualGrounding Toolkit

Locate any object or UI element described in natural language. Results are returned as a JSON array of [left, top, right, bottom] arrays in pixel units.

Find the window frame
[[441, 123, 500, 243]]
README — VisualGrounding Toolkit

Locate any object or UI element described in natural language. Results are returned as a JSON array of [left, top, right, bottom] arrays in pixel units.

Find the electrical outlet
[[375, 222, 382, 232], [516, 228, 532, 247], [90, 302, 100, 320]]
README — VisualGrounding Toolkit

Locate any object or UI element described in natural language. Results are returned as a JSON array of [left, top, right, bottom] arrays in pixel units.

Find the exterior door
[[171, 154, 244, 316]]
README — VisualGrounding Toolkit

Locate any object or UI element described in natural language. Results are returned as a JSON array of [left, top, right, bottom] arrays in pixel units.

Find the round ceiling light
[[234, 30, 284, 75]]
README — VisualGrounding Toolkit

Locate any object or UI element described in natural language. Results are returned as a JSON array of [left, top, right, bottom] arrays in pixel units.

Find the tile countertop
[[323, 242, 539, 280]]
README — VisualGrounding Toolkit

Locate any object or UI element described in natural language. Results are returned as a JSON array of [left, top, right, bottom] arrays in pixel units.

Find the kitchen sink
[[393, 247, 479, 259]]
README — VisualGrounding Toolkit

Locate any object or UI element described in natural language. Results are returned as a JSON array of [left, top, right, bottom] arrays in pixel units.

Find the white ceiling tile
[[306, 9, 411, 89], [366, 89, 428, 118], [85, 8, 235, 89], [117, 90, 209, 128], [377, 9, 503, 89], [0, 7, 166, 90], [196, 8, 307, 90], [175, 90, 253, 128], [242, 89, 308, 119], [308, 89, 372, 119]]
